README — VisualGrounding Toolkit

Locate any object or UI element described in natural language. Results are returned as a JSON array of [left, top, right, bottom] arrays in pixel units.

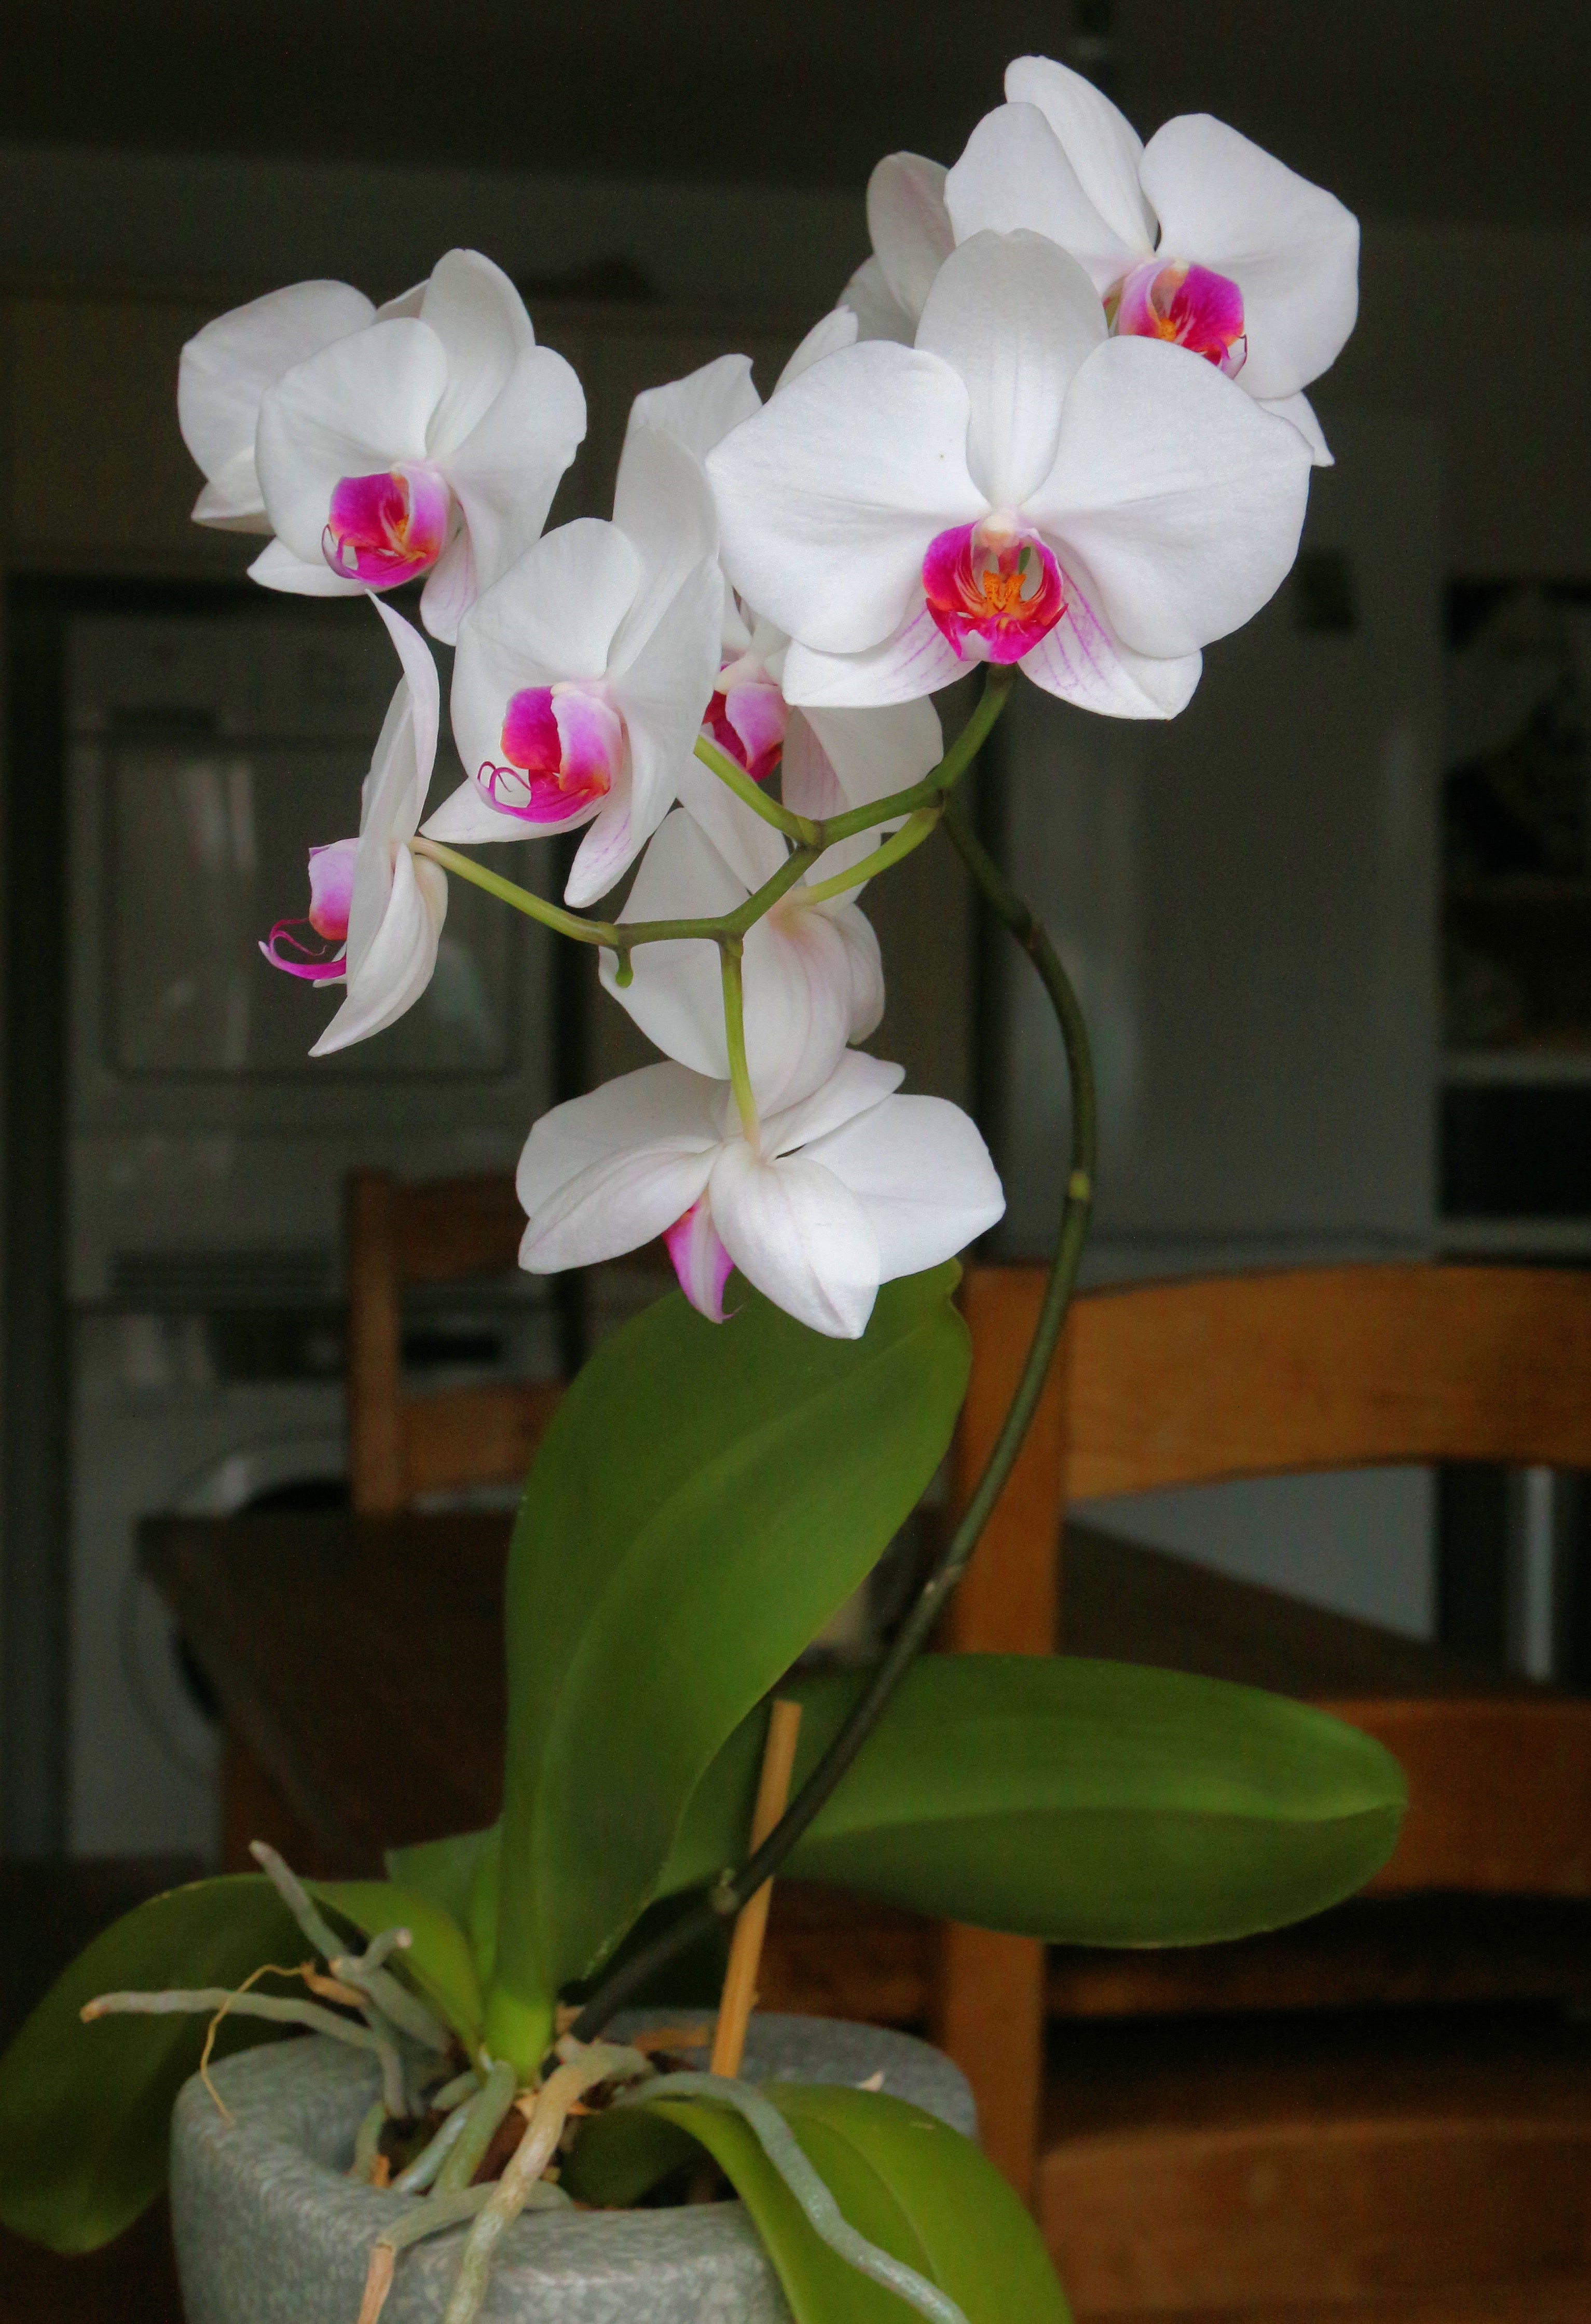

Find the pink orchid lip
[[922, 519, 1067, 665], [475, 681, 624, 824], [664, 1195, 735, 1323], [321, 462, 451, 587], [1112, 257, 1247, 379], [260, 839, 355, 981], [702, 663, 789, 786]]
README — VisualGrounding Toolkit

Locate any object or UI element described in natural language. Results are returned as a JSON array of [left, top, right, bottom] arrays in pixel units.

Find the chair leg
[[931, 1923, 1045, 2205]]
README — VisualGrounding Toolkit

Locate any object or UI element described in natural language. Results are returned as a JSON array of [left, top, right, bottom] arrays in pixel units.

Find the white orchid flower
[[180, 279, 378, 530], [249, 250, 586, 642], [260, 597, 447, 1054], [420, 425, 723, 909], [708, 228, 1311, 720], [516, 1050, 1004, 1339], [944, 57, 1358, 465]]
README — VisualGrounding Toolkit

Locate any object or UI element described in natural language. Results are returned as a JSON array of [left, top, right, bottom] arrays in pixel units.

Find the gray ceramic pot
[[170, 2015, 978, 2324]]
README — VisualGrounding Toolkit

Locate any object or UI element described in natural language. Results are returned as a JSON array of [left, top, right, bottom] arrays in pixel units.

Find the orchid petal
[[707, 341, 983, 655], [801, 698, 943, 817], [599, 810, 747, 1079], [608, 553, 724, 851], [776, 307, 859, 390], [628, 353, 762, 462], [1026, 336, 1311, 659], [663, 1196, 735, 1322], [675, 757, 787, 895], [803, 1091, 1004, 1279], [416, 249, 533, 456], [419, 780, 531, 846], [516, 1062, 720, 1269], [1022, 564, 1203, 718], [311, 846, 446, 1055], [867, 153, 955, 325], [179, 280, 374, 526], [611, 425, 720, 673], [565, 791, 639, 908], [256, 318, 448, 567], [1004, 54, 1156, 257], [1141, 115, 1359, 401], [945, 102, 1136, 297], [839, 255, 917, 346], [450, 520, 640, 798], [246, 537, 362, 597], [917, 230, 1106, 509], [708, 1142, 882, 1339], [763, 1049, 903, 1155], [438, 342, 587, 626], [782, 607, 963, 708], [363, 596, 441, 840], [1258, 389, 1334, 467], [418, 523, 477, 644]]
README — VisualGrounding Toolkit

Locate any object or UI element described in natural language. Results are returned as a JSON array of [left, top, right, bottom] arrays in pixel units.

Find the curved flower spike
[[516, 1051, 1004, 1339], [708, 229, 1311, 720], [260, 597, 448, 1054], [944, 57, 1358, 463], [180, 280, 377, 530], [250, 250, 586, 641], [421, 425, 723, 907]]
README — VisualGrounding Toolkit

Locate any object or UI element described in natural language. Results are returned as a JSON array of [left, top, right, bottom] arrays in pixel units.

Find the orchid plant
[[0, 54, 1404, 2324]]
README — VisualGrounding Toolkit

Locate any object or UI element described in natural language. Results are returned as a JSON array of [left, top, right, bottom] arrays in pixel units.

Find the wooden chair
[[937, 1263, 1591, 2317], [345, 1168, 564, 1515]]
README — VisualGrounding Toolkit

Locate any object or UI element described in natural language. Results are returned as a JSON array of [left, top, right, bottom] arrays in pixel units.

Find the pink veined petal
[[1021, 569, 1203, 720], [1004, 54, 1157, 257], [306, 837, 359, 938], [663, 1195, 736, 1322], [322, 462, 450, 586], [917, 230, 1106, 509], [801, 1092, 1006, 1281], [923, 518, 1067, 665], [1025, 335, 1311, 660], [866, 152, 955, 324], [708, 1141, 882, 1340], [1141, 114, 1360, 401], [706, 341, 984, 657], [1114, 258, 1248, 378], [781, 607, 964, 710], [945, 103, 1140, 299]]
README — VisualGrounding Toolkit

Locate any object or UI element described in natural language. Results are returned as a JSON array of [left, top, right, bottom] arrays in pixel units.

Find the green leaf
[[0, 1870, 480, 2253], [0, 1875, 304, 2253], [386, 1826, 500, 2001], [662, 1655, 1407, 1945], [487, 1268, 969, 2068], [568, 2083, 1069, 2324]]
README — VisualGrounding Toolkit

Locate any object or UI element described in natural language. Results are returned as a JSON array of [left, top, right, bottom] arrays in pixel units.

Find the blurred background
[[0, 0, 1586, 1916]]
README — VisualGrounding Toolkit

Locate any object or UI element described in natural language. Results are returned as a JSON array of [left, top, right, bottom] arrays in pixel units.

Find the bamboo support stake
[[710, 1699, 803, 2080]]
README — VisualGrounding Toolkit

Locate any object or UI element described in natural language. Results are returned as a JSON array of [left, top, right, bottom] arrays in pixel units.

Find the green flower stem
[[815, 662, 1015, 848], [801, 807, 941, 905], [409, 841, 622, 946], [694, 734, 821, 845], [720, 940, 759, 1143], [567, 764, 1097, 2045]]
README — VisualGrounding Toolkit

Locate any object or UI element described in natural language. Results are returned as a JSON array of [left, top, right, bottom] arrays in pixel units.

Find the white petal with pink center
[[943, 58, 1357, 463], [516, 1049, 1004, 1338], [257, 597, 449, 1055], [709, 230, 1308, 719], [422, 426, 722, 906], [250, 249, 585, 640]]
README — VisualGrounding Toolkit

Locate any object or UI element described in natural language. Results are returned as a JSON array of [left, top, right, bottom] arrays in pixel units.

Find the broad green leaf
[[316, 1879, 483, 2052], [662, 1656, 1406, 1945], [386, 1826, 500, 1998], [567, 2082, 1069, 2324], [488, 1268, 969, 2068], [0, 1871, 478, 2253]]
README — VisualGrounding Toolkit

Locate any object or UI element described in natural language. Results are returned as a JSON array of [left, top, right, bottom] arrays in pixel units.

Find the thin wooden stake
[[710, 1698, 803, 2080]]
